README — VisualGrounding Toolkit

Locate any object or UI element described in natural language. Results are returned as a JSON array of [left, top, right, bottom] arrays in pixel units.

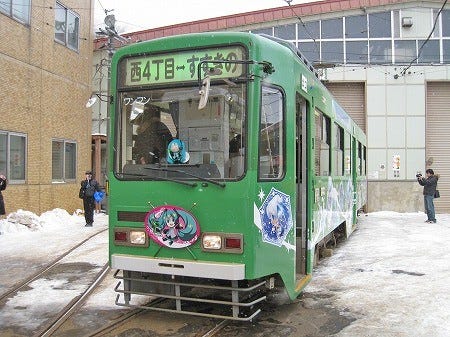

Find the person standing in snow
[[417, 168, 438, 223], [79, 171, 101, 227], [0, 174, 6, 219]]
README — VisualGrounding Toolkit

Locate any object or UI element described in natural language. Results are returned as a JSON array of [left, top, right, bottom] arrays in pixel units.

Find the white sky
[[1, 209, 450, 334], [93, 0, 317, 33]]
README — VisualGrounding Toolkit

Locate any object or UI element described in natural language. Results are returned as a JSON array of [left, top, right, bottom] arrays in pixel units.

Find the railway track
[[0, 228, 108, 305], [0, 228, 109, 337], [34, 263, 110, 337]]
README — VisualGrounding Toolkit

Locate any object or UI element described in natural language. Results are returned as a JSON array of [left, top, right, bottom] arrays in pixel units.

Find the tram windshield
[[114, 83, 246, 181]]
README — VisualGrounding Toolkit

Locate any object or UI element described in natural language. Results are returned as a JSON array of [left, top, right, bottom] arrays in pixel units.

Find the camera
[[416, 173, 422, 178]]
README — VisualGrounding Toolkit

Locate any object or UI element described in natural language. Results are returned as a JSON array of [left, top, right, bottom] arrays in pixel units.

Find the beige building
[[94, 0, 450, 212], [0, 0, 94, 214]]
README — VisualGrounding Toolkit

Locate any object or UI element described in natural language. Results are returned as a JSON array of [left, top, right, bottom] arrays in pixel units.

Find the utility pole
[[91, 10, 129, 191]]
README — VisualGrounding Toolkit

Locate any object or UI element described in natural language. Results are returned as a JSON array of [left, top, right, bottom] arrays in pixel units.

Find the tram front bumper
[[111, 254, 245, 280]]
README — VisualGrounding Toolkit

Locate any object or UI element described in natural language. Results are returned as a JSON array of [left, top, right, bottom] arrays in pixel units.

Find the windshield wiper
[[116, 172, 197, 187], [144, 167, 226, 188]]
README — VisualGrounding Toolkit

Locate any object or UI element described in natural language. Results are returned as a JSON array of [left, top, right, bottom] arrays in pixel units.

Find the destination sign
[[124, 46, 246, 86]]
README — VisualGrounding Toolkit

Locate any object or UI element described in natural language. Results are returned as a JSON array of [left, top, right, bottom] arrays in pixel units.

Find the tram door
[[295, 93, 307, 275]]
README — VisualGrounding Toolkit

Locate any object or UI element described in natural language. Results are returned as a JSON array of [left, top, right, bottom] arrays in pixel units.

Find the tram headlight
[[114, 227, 149, 247], [202, 235, 222, 250], [130, 231, 146, 245]]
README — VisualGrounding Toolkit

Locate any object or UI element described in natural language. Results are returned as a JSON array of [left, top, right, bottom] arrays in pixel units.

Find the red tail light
[[225, 238, 241, 249], [115, 231, 127, 242]]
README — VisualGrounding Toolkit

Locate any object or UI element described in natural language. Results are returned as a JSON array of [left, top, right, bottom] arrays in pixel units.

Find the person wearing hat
[[79, 170, 101, 227]]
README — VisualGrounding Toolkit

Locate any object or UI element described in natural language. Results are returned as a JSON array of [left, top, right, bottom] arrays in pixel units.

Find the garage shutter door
[[426, 82, 450, 212], [325, 82, 366, 132]]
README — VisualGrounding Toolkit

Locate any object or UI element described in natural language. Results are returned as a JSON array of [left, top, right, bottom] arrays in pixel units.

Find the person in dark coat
[[0, 174, 6, 218], [79, 171, 101, 227], [132, 107, 172, 164], [417, 168, 438, 223]]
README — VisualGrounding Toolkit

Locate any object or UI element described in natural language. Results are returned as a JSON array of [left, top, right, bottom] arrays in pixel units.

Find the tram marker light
[[115, 231, 127, 242], [225, 238, 241, 249]]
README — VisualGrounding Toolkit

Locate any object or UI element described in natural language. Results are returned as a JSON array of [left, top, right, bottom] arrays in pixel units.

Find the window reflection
[[259, 87, 284, 180], [298, 21, 320, 40], [346, 41, 368, 63], [274, 24, 296, 40], [322, 41, 344, 63], [369, 12, 391, 38], [346, 15, 367, 38], [418, 40, 440, 63], [369, 40, 392, 64], [395, 40, 416, 63], [321, 18, 343, 39]]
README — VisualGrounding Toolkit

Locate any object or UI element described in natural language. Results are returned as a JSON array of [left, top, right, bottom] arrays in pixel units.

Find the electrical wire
[[400, 0, 448, 76]]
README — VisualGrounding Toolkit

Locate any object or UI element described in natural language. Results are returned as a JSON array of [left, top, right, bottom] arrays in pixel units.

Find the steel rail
[[0, 228, 108, 304]]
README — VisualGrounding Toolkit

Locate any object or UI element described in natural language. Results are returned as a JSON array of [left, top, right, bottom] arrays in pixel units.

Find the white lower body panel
[[111, 254, 245, 280]]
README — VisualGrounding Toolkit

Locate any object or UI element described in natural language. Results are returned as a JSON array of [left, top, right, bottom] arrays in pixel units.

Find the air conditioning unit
[[402, 17, 413, 27]]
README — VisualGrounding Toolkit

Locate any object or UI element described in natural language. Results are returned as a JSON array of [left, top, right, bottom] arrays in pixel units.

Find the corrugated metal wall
[[426, 82, 450, 213], [325, 82, 366, 132]]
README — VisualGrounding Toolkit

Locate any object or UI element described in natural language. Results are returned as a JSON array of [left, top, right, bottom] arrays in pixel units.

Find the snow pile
[[0, 208, 103, 236]]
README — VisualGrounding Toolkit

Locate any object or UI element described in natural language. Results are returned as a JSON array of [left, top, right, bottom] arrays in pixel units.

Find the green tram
[[109, 32, 367, 321]]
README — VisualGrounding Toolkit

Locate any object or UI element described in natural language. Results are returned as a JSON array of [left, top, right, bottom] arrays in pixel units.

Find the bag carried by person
[[434, 190, 440, 198], [94, 191, 104, 202], [79, 187, 85, 199], [85, 184, 96, 197]]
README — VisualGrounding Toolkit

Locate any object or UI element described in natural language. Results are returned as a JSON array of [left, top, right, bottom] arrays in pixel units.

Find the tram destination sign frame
[[121, 46, 246, 87]]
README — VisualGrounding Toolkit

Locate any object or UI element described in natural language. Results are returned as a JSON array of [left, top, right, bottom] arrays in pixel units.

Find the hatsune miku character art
[[167, 139, 190, 164], [259, 188, 293, 247], [145, 205, 200, 248]]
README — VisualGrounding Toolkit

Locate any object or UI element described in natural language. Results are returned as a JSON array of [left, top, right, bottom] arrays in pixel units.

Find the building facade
[[1, 0, 94, 214], [93, 0, 450, 212]]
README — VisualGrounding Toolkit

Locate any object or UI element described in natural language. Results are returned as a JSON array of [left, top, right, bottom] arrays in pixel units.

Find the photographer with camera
[[417, 169, 439, 223]]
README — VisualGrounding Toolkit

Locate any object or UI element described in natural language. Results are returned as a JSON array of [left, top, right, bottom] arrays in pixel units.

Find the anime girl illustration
[[145, 205, 200, 248], [259, 188, 293, 246]]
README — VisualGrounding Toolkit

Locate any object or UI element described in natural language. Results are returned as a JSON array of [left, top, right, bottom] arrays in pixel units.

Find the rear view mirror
[[130, 100, 145, 122], [198, 76, 211, 110]]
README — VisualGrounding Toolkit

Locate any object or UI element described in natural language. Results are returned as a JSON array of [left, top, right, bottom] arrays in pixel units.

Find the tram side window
[[362, 145, 366, 175], [357, 142, 362, 175], [315, 111, 330, 176], [344, 132, 352, 176], [259, 86, 284, 180], [334, 123, 344, 176]]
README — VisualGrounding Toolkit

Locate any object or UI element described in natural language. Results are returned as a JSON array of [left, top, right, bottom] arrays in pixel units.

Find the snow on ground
[[1, 209, 450, 335], [307, 211, 450, 337]]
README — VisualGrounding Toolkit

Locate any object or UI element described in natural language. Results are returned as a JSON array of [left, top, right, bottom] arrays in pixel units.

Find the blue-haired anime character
[[167, 139, 189, 164], [158, 208, 196, 245]]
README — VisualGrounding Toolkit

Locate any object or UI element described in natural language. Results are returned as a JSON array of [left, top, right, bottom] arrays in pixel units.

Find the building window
[[54, 2, 80, 51], [259, 86, 284, 180], [444, 40, 450, 62], [418, 39, 440, 63], [346, 41, 368, 63], [442, 10, 450, 37], [251, 27, 273, 36], [0, 131, 27, 182], [394, 40, 416, 63], [52, 139, 77, 181], [369, 12, 391, 38], [298, 21, 320, 40], [0, 0, 30, 24], [369, 40, 392, 64], [299, 41, 320, 63], [346, 15, 368, 39], [322, 41, 344, 63], [274, 24, 296, 40], [321, 18, 343, 39]]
